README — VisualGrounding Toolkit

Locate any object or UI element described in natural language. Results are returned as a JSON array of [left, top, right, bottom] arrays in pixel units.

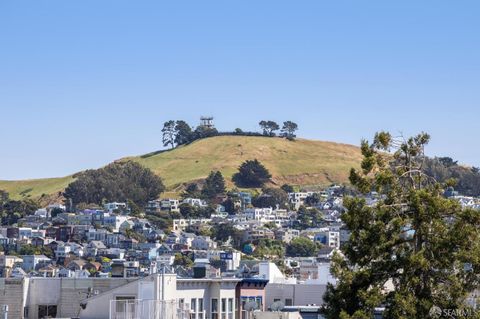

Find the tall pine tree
[[322, 132, 480, 319]]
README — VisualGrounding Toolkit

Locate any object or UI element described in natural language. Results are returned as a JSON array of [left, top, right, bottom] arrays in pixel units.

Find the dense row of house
[[0, 185, 475, 318]]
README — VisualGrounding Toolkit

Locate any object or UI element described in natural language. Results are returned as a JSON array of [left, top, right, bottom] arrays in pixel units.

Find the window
[[191, 298, 197, 319], [285, 299, 293, 306], [38, 305, 57, 318], [115, 296, 136, 314], [211, 298, 218, 319], [199, 298, 204, 319], [255, 297, 262, 311], [228, 298, 234, 319], [221, 298, 227, 319]]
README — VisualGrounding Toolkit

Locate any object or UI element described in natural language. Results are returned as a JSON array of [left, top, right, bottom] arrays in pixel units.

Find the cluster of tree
[[232, 159, 272, 188], [161, 119, 300, 150], [423, 156, 480, 196], [179, 203, 215, 219], [162, 120, 218, 149], [182, 171, 226, 199], [295, 206, 324, 229], [173, 252, 194, 267], [210, 223, 244, 248], [144, 212, 173, 232], [252, 187, 288, 209], [322, 132, 480, 318], [64, 161, 165, 208], [259, 120, 298, 139], [0, 190, 40, 225], [252, 239, 286, 258], [286, 237, 319, 257], [16, 243, 54, 258]]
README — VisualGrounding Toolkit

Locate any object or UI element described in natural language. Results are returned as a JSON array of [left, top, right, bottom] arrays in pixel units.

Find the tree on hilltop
[[281, 121, 298, 140], [162, 120, 176, 149], [174, 120, 194, 146], [259, 120, 280, 136]]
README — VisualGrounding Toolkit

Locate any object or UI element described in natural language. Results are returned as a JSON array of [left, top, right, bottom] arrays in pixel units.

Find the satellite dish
[[244, 301, 258, 312], [270, 301, 285, 312]]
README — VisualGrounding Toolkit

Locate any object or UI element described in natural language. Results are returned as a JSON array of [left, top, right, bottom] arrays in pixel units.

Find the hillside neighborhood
[[0, 177, 478, 318]]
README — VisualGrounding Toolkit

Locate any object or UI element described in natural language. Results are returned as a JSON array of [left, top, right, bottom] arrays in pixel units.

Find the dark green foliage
[[295, 206, 323, 229], [145, 213, 171, 231], [127, 199, 142, 217], [222, 197, 239, 214], [174, 253, 194, 267], [50, 207, 64, 218], [253, 239, 285, 258], [182, 183, 202, 199], [179, 203, 196, 218], [174, 120, 194, 146], [64, 161, 165, 207], [162, 120, 176, 149], [281, 184, 294, 193], [253, 187, 288, 208], [304, 193, 321, 206], [281, 121, 298, 140], [160, 119, 287, 151], [0, 192, 39, 225], [286, 237, 318, 257], [193, 126, 218, 140], [179, 203, 215, 219], [211, 223, 243, 247], [233, 159, 272, 188], [202, 171, 226, 199], [438, 156, 458, 167], [17, 244, 54, 258], [424, 157, 480, 196], [322, 132, 480, 319], [259, 120, 280, 136]]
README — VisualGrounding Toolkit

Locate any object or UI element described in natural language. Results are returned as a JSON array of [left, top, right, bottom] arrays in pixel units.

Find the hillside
[[0, 136, 362, 200]]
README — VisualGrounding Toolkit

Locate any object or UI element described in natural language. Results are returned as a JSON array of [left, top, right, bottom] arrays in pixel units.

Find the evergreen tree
[[233, 159, 272, 188], [162, 120, 176, 149], [202, 171, 226, 199], [281, 121, 298, 140], [322, 132, 480, 319], [253, 187, 288, 209], [64, 161, 164, 207], [286, 237, 318, 257], [174, 120, 193, 145], [259, 120, 280, 136], [281, 184, 294, 193]]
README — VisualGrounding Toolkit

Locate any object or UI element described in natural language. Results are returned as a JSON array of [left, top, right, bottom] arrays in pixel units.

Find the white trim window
[[191, 298, 197, 319], [211, 298, 218, 319], [199, 298, 204, 319], [228, 298, 234, 319], [221, 298, 227, 319]]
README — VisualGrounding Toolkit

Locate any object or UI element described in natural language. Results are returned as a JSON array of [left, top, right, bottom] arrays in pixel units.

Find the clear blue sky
[[1, 1, 479, 180]]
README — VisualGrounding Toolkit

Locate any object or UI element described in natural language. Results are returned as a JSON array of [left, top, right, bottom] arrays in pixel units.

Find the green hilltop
[[0, 136, 362, 200]]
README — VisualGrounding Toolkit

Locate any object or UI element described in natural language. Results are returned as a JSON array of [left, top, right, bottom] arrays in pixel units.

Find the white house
[[191, 236, 217, 251]]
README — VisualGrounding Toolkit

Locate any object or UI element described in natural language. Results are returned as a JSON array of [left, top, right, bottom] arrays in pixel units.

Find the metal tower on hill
[[199, 116, 214, 129]]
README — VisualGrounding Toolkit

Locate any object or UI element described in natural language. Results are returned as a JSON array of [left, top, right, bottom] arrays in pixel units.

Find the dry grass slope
[[0, 136, 362, 199], [127, 135, 362, 188]]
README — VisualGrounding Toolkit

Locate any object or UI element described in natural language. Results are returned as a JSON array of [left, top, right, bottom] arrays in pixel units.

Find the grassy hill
[[0, 136, 362, 200]]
